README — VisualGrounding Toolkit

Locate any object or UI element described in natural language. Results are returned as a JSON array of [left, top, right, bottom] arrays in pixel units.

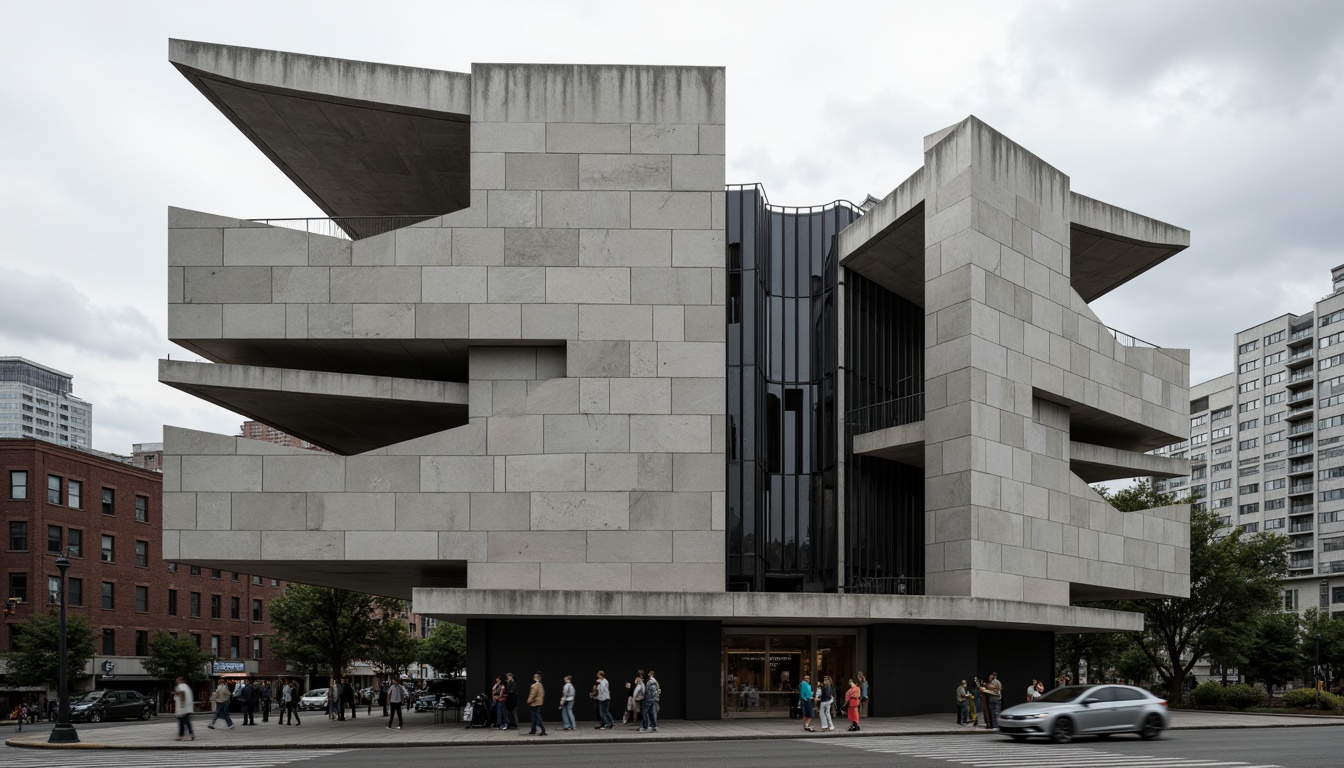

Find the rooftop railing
[[845, 575, 925, 596], [1105, 326, 1160, 349], [247, 215, 439, 241]]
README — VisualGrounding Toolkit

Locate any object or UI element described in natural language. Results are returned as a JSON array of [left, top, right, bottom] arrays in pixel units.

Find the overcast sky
[[2, 0, 1343, 453]]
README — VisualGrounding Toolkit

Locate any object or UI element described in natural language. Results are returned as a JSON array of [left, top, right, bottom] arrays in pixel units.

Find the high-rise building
[[1153, 264, 1344, 616], [0, 357, 92, 450], [239, 421, 328, 452], [158, 40, 1192, 718]]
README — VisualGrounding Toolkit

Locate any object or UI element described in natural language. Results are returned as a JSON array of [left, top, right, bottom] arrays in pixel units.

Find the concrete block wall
[[165, 63, 726, 594], [920, 118, 1190, 604]]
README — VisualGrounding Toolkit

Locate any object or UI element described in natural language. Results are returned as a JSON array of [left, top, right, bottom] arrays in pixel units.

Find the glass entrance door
[[722, 630, 855, 717]]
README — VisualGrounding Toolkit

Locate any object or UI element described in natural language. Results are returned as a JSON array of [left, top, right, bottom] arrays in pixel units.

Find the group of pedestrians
[[798, 674, 865, 732], [486, 669, 661, 736], [955, 673, 1003, 728], [170, 676, 307, 740]]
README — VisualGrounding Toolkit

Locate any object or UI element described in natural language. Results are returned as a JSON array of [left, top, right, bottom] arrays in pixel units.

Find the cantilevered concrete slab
[[170, 39, 472, 235], [1069, 440, 1190, 483], [160, 360, 468, 455], [1070, 193, 1191, 303], [852, 421, 924, 465], [412, 588, 1144, 633]]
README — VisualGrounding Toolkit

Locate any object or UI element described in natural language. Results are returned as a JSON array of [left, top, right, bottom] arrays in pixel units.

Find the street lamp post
[[48, 554, 78, 744]]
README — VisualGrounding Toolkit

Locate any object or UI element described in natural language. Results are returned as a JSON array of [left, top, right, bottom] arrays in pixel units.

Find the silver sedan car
[[996, 684, 1169, 743]]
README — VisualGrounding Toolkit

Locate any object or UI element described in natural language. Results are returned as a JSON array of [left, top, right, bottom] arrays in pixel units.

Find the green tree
[[419, 622, 467, 678], [1, 610, 96, 687], [365, 598, 422, 677], [1055, 631, 1127, 683], [1241, 610, 1303, 691], [1300, 609, 1344, 684], [268, 584, 381, 678], [1094, 483, 1288, 700], [141, 631, 214, 687], [1115, 644, 1157, 685]]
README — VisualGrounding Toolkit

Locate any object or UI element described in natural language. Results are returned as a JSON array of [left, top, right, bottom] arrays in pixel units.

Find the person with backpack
[[639, 670, 659, 732]]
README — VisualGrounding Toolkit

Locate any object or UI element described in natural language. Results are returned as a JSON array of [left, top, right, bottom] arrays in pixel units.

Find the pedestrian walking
[[799, 674, 816, 732], [845, 678, 862, 731], [386, 676, 407, 729], [526, 671, 547, 736], [624, 669, 645, 725], [173, 676, 195, 741], [857, 672, 870, 717], [282, 678, 302, 726], [378, 679, 389, 717], [14, 702, 26, 732], [594, 670, 613, 729], [341, 678, 357, 719], [559, 675, 576, 731], [260, 679, 272, 723], [640, 670, 659, 732], [207, 679, 235, 730], [818, 675, 836, 732]]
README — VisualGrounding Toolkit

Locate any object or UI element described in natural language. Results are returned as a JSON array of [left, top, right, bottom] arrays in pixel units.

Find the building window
[[1284, 589, 1299, 610], [8, 470, 26, 500], [1264, 371, 1286, 386], [135, 585, 149, 613], [1239, 438, 1258, 450], [230, 596, 240, 620], [101, 628, 115, 655], [45, 525, 60, 554], [67, 529, 82, 558], [210, 635, 220, 658], [101, 535, 114, 563], [1239, 340, 1259, 354], [231, 572, 239, 582], [1239, 400, 1259, 413], [46, 474, 61, 504], [134, 496, 148, 523], [1238, 381, 1259, 394], [211, 569, 222, 579], [1239, 483, 1260, 495], [251, 575, 262, 586], [134, 540, 148, 568], [189, 566, 201, 576], [135, 630, 149, 657], [1239, 503, 1259, 515], [8, 522, 27, 551], [168, 589, 178, 616], [1267, 330, 1286, 344], [102, 488, 114, 515], [67, 480, 81, 509], [270, 579, 280, 587], [101, 581, 114, 610], [1333, 586, 1344, 604], [190, 633, 202, 648], [210, 594, 221, 619], [230, 635, 240, 659], [1265, 518, 1286, 530], [67, 577, 83, 607], [167, 562, 177, 574], [1239, 418, 1259, 431], [252, 599, 263, 622], [8, 572, 27, 603], [190, 592, 201, 618], [252, 637, 262, 660], [1239, 360, 1259, 374]]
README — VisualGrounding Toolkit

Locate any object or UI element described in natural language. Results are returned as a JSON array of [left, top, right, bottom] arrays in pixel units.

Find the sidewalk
[[8, 708, 1344, 750]]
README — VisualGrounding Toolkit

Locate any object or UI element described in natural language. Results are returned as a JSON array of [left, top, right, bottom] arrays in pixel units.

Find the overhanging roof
[[170, 39, 472, 236]]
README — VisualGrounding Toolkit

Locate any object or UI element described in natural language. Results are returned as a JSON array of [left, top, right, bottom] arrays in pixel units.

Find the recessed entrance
[[722, 629, 856, 717]]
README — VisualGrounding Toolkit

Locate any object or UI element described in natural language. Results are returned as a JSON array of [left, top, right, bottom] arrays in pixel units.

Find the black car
[[69, 689, 155, 722], [413, 693, 460, 712]]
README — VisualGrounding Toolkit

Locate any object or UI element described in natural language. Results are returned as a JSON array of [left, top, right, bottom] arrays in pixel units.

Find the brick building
[[1, 438, 288, 711]]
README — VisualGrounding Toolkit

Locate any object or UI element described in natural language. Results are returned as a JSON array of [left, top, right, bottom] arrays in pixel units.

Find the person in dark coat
[[505, 672, 520, 729], [238, 678, 257, 725]]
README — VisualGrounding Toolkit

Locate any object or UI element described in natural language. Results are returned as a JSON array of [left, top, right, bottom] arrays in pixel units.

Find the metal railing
[[247, 215, 439, 241], [1290, 522, 1314, 533], [846, 393, 925, 433], [1290, 504, 1315, 515], [1290, 391, 1315, 404], [1291, 327, 1314, 341], [1105, 326, 1160, 348], [846, 576, 925, 596]]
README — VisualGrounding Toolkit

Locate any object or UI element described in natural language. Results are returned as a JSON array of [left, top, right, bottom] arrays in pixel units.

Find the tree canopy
[[365, 598, 422, 677], [1, 610, 95, 688], [419, 622, 467, 678], [268, 584, 384, 678], [141, 631, 214, 686], [1093, 482, 1288, 697]]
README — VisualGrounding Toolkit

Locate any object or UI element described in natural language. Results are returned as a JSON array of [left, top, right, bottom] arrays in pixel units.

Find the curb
[[9, 717, 1344, 750]]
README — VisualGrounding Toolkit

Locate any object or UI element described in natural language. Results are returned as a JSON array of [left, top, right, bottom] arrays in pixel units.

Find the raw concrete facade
[[160, 41, 1192, 718]]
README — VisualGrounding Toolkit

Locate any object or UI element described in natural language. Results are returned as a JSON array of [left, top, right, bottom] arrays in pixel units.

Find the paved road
[[2, 723, 1341, 767]]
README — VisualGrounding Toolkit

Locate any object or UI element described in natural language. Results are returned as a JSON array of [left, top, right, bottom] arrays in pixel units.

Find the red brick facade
[[1, 439, 289, 687]]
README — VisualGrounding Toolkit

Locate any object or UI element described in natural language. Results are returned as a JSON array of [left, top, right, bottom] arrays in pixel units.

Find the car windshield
[[1033, 685, 1092, 703], [75, 691, 106, 703], [307, 689, 327, 696]]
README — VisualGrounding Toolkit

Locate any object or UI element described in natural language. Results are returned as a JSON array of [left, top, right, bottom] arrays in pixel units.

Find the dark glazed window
[[102, 488, 114, 515], [8, 522, 27, 551]]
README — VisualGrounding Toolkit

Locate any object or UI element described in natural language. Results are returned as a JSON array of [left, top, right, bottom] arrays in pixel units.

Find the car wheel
[[1050, 717, 1073, 744], [90, 711, 102, 723], [1009, 735, 1027, 742], [1140, 714, 1163, 740], [140, 708, 151, 720]]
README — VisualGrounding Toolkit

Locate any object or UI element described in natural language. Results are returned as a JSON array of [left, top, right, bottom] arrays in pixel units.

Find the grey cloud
[[0, 266, 161, 360]]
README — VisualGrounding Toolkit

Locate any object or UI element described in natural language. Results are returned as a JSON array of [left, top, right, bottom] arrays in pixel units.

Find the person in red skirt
[[845, 678, 862, 731]]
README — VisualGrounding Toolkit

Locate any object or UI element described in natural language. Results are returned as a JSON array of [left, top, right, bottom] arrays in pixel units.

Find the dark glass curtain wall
[[725, 185, 859, 593]]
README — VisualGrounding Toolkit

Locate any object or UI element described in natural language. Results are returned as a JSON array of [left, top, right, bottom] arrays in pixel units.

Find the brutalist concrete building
[[160, 40, 1193, 718]]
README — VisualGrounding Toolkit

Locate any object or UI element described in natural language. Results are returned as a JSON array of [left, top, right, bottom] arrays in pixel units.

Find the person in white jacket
[[207, 679, 234, 729]]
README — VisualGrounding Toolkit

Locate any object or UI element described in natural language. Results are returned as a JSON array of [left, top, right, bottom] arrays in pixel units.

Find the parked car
[[997, 684, 1169, 743], [413, 693, 459, 712], [68, 689, 155, 722], [298, 688, 330, 711]]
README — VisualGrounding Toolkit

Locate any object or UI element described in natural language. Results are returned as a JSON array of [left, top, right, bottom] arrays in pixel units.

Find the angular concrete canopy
[[160, 360, 468, 455], [170, 39, 472, 236], [837, 117, 1191, 306]]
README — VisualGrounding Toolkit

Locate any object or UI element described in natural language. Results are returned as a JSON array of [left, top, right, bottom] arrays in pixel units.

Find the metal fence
[[845, 393, 924, 433], [845, 575, 925, 596], [1105, 325, 1160, 349], [247, 215, 438, 241]]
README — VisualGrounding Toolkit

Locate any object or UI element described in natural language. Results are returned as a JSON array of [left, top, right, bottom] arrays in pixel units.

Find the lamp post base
[[47, 723, 80, 744]]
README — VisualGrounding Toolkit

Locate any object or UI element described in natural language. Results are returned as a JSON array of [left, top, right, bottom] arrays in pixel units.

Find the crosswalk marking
[[802, 736, 1280, 768], [0, 749, 346, 768]]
